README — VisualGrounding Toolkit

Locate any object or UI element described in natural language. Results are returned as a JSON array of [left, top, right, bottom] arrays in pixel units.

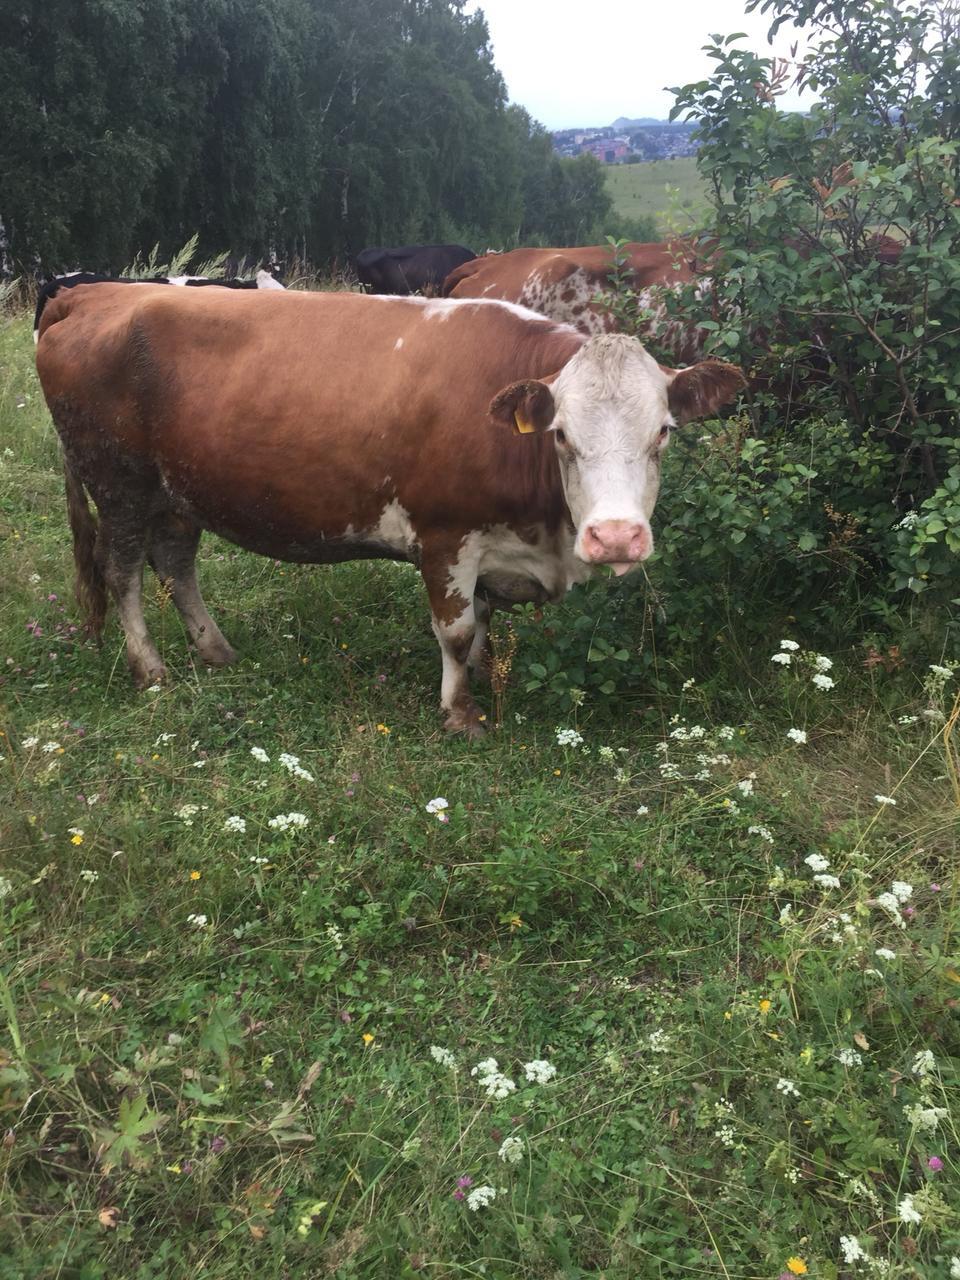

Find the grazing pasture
[[1, 301, 958, 1279], [605, 159, 707, 234]]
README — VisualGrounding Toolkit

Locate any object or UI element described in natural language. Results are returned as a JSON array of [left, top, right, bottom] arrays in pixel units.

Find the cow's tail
[[63, 458, 107, 640]]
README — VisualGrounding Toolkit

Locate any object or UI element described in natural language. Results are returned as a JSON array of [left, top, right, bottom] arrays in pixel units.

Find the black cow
[[354, 244, 476, 296], [33, 270, 284, 343]]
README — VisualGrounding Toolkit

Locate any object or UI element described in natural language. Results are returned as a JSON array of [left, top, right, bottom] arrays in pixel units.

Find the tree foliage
[[657, 0, 960, 606], [0, 0, 614, 271]]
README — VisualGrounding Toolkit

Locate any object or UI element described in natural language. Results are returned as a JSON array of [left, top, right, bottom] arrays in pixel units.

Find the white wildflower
[[425, 797, 449, 817], [840, 1236, 867, 1264], [950, 1258, 960, 1279], [429, 1045, 457, 1069], [175, 803, 206, 826], [647, 1029, 670, 1053], [779, 639, 800, 651], [718, 726, 735, 740], [898, 714, 919, 725], [555, 727, 584, 748], [268, 812, 309, 831], [837, 1047, 862, 1067], [897, 1195, 922, 1225], [876, 892, 906, 927], [278, 752, 314, 782], [249, 856, 269, 866], [41, 741, 61, 753], [749, 824, 774, 843], [891, 881, 912, 902], [813, 654, 833, 672], [903, 1103, 947, 1131], [223, 815, 247, 833], [466, 1185, 497, 1211], [250, 746, 270, 763], [812, 673, 835, 690], [498, 1135, 524, 1164], [776, 1078, 799, 1097], [153, 732, 176, 746], [721, 798, 740, 815], [786, 727, 808, 744], [814, 873, 841, 890], [597, 746, 615, 763], [769, 865, 786, 889], [682, 676, 696, 689], [911, 1049, 935, 1077], [635, 805, 649, 816], [875, 948, 897, 961], [736, 774, 756, 797], [929, 664, 953, 680], [22, 736, 39, 749], [771, 652, 792, 665], [523, 1059, 557, 1085], [896, 510, 920, 529], [779, 904, 793, 925], [79, 869, 99, 884], [186, 913, 208, 929], [325, 923, 344, 951], [804, 853, 831, 872], [471, 1058, 517, 1100], [0, 876, 14, 899], [874, 794, 897, 807]]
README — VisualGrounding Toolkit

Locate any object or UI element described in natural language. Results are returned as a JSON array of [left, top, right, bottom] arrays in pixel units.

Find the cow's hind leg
[[148, 513, 236, 666], [96, 515, 166, 688], [467, 594, 491, 680]]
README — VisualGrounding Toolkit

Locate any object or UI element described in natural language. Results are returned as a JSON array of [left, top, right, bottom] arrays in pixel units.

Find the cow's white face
[[490, 334, 745, 574], [551, 337, 671, 571]]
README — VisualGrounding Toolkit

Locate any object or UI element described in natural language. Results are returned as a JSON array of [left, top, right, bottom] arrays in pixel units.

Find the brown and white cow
[[443, 241, 703, 341], [36, 285, 744, 734]]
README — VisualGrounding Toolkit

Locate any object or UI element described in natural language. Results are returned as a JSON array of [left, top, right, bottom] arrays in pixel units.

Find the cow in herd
[[32, 268, 285, 342], [35, 283, 744, 734], [354, 243, 476, 295]]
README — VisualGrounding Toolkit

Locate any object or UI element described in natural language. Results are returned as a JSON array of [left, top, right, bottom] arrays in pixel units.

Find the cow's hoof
[[133, 663, 167, 690], [444, 711, 488, 739], [198, 638, 237, 667]]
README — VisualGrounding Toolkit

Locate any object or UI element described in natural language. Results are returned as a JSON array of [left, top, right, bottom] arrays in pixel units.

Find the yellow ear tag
[[514, 410, 535, 434]]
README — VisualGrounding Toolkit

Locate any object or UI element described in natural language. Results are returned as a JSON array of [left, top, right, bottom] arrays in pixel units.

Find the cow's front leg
[[422, 546, 486, 737]]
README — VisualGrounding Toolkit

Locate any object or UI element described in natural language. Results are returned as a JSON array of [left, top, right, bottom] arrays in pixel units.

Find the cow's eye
[[554, 428, 567, 446], [659, 424, 670, 441]]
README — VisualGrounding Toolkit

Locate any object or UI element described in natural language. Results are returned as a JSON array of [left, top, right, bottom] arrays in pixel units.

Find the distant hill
[[611, 116, 664, 129]]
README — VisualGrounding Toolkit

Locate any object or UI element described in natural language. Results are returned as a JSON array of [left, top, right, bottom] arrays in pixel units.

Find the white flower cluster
[[471, 1057, 517, 1100], [771, 644, 835, 689], [840, 1236, 867, 1264], [425, 797, 449, 822], [278, 752, 314, 782], [175, 803, 207, 826], [250, 746, 270, 762], [776, 1078, 799, 1098], [268, 812, 309, 831], [325, 922, 345, 951], [466, 1185, 497, 1211], [429, 1045, 457, 1069], [647, 1029, 670, 1054], [875, 880, 912, 928], [555, 727, 584, 748], [897, 1195, 922, 1225], [786, 728, 808, 744], [912, 1048, 935, 1077], [498, 1135, 524, 1164], [951, 1257, 960, 1279], [523, 1058, 557, 1084], [814, 873, 841, 890], [187, 913, 208, 928], [903, 1103, 947, 1132], [805, 853, 830, 872], [0, 876, 13, 899], [749, 824, 774, 844], [874, 794, 897, 807], [875, 947, 897, 961], [223, 815, 247, 833], [837, 1047, 862, 1067], [79, 869, 99, 885]]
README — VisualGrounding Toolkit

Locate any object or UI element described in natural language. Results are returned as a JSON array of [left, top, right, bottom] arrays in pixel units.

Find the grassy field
[[605, 159, 708, 234], [2, 299, 959, 1279]]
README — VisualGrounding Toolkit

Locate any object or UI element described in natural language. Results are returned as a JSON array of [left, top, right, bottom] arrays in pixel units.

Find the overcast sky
[[468, 0, 813, 129]]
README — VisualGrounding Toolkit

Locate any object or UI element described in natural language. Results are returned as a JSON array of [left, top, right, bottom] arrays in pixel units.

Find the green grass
[[605, 158, 708, 234], [2, 303, 959, 1278]]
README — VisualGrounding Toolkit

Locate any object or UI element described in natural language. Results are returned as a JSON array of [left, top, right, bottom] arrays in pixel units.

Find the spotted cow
[[36, 285, 744, 734]]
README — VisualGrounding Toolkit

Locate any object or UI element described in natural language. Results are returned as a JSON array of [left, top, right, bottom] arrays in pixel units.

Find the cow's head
[[490, 334, 745, 574]]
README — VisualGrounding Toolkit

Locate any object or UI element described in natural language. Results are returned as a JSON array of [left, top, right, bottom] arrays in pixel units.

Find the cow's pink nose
[[582, 520, 652, 564]]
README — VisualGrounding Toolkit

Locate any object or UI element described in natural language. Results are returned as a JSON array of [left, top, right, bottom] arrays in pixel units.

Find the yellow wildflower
[[508, 914, 523, 930], [190, 870, 201, 881], [553, 769, 561, 776], [785, 1258, 807, 1276], [362, 1032, 375, 1046], [376, 723, 390, 735], [759, 999, 772, 1015], [70, 834, 84, 846], [723, 1010, 733, 1020]]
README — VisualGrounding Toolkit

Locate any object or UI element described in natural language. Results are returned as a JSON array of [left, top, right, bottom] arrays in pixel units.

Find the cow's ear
[[665, 360, 746, 425], [489, 379, 556, 435]]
